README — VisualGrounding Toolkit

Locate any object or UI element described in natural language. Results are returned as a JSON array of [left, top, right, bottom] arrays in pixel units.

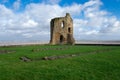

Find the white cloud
[[48, 0, 61, 4], [0, 3, 82, 41], [86, 30, 99, 35], [22, 20, 38, 28], [73, 0, 120, 40], [22, 33, 33, 38], [0, 0, 120, 42], [13, 0, 21, 10], [42, 0, 61, 4]]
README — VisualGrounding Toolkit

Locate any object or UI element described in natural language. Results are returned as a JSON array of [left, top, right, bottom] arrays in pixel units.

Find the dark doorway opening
[[60, 35, 64, 43], [68, 28, 71, 33]]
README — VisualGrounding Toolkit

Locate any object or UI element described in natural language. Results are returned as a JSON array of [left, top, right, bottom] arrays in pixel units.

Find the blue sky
[[0, 0, 120, 18], [1, 0, 120, 17], [0, 0, 120, 42]]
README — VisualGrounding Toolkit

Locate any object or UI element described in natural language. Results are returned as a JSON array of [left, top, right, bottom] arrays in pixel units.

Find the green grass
[[0, 45, 120, 80]]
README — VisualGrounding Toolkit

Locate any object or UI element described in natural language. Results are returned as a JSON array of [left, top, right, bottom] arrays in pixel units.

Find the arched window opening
[[61, 21, 64, 28]]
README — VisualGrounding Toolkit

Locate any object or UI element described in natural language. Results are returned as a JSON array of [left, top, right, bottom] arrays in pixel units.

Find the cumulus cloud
[[0, 0, 120, 42], [43, 0, 61, 4], [13, 0, 21, 10], [22, 20, 38, 28], [0, 2, 82, 41], [74, 0, 120, 40]]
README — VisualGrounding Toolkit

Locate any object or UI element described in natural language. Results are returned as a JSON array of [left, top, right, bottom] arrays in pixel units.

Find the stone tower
[[50, 13, 75, 45]]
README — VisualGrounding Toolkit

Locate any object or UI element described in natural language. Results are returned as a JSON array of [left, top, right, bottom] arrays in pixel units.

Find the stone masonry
[[50, 13, 75, 45]]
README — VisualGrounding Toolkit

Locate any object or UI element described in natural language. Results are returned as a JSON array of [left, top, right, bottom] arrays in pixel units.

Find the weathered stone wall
[[50, 13, 75, 45]]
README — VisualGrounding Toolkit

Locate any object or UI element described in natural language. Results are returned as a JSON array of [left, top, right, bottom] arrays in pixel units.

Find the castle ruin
[[50, 13, 75, 45]]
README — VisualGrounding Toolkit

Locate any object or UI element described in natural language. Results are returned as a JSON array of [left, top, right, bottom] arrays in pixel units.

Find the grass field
[[0, 45, 120, 80]]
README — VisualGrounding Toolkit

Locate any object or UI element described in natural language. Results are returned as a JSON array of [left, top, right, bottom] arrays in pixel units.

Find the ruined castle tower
[[50, 13, 75, 45]]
